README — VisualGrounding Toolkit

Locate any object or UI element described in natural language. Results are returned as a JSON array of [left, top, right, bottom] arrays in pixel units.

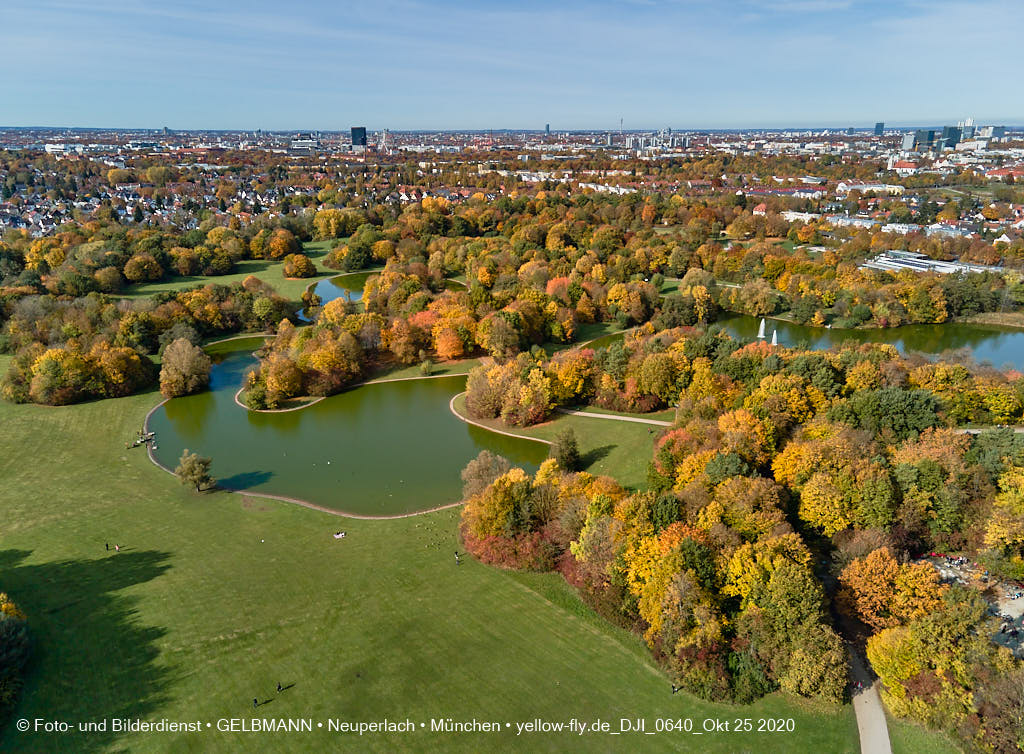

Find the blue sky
[[4, 0, 1022, 130]]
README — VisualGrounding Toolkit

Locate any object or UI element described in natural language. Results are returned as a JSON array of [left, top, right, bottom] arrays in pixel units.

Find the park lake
[[297, 272, 371, 321], [148, 338, 546, 516], [588, 315, 1024, 371], [720, 314, 1024, 370], [150, 315, 1024, 517]]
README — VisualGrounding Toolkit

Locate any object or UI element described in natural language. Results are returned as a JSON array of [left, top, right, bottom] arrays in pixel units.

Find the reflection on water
[[578, 315, 1024, 372], [298, 273, 369, 322], [718, 315, 1024, 371], [149, 350, 547, 516]]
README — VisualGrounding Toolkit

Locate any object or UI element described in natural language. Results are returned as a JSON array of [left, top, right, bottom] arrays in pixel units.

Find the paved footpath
[[956, 426, 1024, 434], [554, 408, 672, 427], [848, 648, 892, 754]]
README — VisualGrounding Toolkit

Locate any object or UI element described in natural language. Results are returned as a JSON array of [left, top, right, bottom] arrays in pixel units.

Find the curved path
[[232, 371, 475, 414], [203, 332, 275, 347], [233, 387, 324, 413], [148, 354, 891, 754], [577, 325, 638, 348], [143, 395, 466, 520], [142, 380, 549, 521], [448, 392, 553, 445]]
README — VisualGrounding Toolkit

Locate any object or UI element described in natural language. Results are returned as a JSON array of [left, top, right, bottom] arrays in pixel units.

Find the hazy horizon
[[3, 121, 1022, 135]]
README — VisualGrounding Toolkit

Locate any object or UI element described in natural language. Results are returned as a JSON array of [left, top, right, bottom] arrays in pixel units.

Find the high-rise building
[[351, 127, 367, 147], [901, 133, 916, 151], [545, 123, 550, 136], [940, 126, 961, 149], [874, 122, 884, 136], [910, 129, 936, 151]]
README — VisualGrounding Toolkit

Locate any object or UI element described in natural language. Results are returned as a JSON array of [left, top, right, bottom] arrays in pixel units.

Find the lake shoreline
[[146, 360, 547, 518]]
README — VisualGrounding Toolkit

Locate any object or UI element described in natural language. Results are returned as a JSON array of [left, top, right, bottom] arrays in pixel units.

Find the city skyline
[[4, 0, 1024, 130]]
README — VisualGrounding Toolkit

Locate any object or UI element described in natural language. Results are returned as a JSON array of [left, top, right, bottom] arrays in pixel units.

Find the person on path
[[105, 543, 109, 551], [277, 682, 282, 693], [253, 697, 258, 708], [115, 545, 120, 552]]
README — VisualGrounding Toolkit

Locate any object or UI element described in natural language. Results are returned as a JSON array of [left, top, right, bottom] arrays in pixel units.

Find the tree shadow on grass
[[217, 470, 274, 491], [581, 444, 616, 468], [0, 548, 172, 752]]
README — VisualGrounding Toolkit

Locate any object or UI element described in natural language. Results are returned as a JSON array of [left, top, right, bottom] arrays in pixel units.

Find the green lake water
[[719, 314, 1024, 371], [151, 303, 1024, 516], [582, 315, 1024, 371], [298, 273, 369, 321], [148, 338, 547, 516]]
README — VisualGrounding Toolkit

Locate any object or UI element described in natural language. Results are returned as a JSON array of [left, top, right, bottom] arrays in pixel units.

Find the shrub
[[282, 253, 316, 278], [550, 428, 581, 471]]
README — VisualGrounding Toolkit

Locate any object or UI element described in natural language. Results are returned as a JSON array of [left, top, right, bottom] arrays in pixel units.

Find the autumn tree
[[123, 253, 163, 283], [838, 547, 946, 630], [738, 561, 847, 704], [866, 586, 1004, 738], [175, 449, 213, 492], [159, 338, 212, 398], [282, 253, 316, 278], [985, 463, 1024, 555], [462, 467, 535, 539], [267, 229, 300, 260]]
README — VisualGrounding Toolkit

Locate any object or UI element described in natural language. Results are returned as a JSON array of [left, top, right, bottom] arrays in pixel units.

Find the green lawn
[[0, 390, 864, 752], [660, 278, 682, 296], [452, 394, 661, 490], [888, 715, 961, 754], [573, 322, 625, 346], [117, 241, 335, 304], [365, 357, 481, 383]]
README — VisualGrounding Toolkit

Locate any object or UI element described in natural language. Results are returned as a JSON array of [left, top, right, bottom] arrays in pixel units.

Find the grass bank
[[118, 241, 336, 304], [0, 390, 865, 752]]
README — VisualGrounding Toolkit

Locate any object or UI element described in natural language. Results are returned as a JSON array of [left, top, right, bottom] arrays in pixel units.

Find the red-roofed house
[[892, 161, 919, 177]]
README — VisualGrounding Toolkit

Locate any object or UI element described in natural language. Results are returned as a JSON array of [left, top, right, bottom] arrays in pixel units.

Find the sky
[[3, 0, 1022, 131]]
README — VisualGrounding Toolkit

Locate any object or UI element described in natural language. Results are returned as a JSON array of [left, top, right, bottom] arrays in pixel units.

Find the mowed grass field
[[118, 240, 336, 303], [452, 393, 659, 490], [887, 715, 960, 754], [0, 387, 867, 753]]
